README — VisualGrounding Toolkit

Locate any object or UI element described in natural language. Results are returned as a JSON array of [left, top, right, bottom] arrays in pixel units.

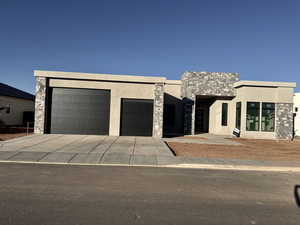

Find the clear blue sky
[[1, 0, 299, 94]]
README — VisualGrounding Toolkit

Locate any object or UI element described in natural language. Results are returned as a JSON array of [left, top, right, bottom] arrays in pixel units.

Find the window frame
[[261, 102, 275, 132], [235, 102, 241, 130], [246, 101, 260, 131], [221, 103, 228, 126]]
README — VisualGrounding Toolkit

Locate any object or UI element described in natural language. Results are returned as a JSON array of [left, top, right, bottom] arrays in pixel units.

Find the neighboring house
[[34, 70, 296, 139], [294, 93, 300, 137], [0, 83, 35, 126]]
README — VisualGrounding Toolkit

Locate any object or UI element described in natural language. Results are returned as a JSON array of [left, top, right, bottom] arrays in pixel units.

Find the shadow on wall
[[163, 93, 184, 137], [0, 119, 5, 127], [294, 185, 300, 208]]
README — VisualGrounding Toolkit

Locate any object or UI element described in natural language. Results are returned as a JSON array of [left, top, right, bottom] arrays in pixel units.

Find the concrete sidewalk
[[163, 133, 242, 145]]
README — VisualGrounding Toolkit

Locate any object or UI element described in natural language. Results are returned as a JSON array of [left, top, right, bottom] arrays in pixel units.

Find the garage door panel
[[48, 88, 110, 135], [120, 99, 153, 136]]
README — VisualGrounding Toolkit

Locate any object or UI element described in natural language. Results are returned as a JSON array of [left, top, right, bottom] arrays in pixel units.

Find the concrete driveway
[[0, 135, 175, 166]]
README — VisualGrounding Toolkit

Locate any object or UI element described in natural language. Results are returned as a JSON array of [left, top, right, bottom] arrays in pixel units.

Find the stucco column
[[275, 103, 293, 139], [153, 83, 164, 138], [34, 77, 47, 134]]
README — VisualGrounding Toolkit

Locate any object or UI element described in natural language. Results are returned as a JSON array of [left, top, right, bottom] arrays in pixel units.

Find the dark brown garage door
[[47, 88, 110, 135], [120, 99, 153, 136]]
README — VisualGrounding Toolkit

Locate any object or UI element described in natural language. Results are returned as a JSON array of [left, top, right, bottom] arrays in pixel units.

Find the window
[[0, 105, 10, 114], [261, 103, 275, 132], [221, 103, 228, 126], [246, 102, 260, 131], [164, 104, 175, 126], [235, 102, 241, 130]]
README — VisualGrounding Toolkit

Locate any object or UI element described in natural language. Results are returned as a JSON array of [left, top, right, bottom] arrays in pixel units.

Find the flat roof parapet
[[34, 70, 166, 84], [234, 80, 296, 88]]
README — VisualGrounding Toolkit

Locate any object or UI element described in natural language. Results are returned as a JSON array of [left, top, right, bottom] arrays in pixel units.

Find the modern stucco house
[[0, 83, 35, 126], [34, 70, 296, 139], [294, 93, 300, 137]]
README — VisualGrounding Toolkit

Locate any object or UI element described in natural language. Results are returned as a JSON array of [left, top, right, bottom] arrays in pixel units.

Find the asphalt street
[[0, 163, 299, 225]]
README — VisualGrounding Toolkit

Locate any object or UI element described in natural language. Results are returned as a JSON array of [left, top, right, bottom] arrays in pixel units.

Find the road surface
[[0, 163, 299, 225]]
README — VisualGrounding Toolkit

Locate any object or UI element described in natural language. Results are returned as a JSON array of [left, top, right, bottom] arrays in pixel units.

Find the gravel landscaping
[[167, 138, 300, 161]]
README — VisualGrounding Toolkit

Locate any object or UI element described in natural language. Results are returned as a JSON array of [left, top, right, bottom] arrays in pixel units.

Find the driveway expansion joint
[[98, 136, 119, 164]]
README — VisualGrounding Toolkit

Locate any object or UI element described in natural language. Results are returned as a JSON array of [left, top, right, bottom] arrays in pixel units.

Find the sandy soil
[[177, 136, 208, 140], [167, 138, 300, 161]]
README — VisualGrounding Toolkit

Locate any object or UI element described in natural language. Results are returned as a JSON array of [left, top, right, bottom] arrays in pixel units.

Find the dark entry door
[[195, 107, 209, 133], [48, 88, 110, 135], [120, 99, 153, 136]]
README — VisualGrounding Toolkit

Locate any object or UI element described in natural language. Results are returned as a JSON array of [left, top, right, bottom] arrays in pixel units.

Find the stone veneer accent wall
[[181, 71, 240, 98], [34, 77, 47, 134], [181, 71, 240, 135], [152, 83, 164, 138], [275, 103, 294, 139]]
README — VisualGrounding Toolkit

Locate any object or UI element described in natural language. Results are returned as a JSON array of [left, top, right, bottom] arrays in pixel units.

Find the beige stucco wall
[[294, 93, 300, 137], [209, 99, 235, 135], [35, 70, 166, 83], [0, 95, 35, 126], [235, 86, 294, 103], [49, 78, 156, 136], [231, 86, 294, 139], [206, 85, 294, 139], [164, 82, 181, 98], [164, 82, 184, 136]]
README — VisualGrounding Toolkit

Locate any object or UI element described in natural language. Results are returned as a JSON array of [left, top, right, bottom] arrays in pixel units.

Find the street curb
[[165, 164, 300, 172], [0, 160, 300, 172]]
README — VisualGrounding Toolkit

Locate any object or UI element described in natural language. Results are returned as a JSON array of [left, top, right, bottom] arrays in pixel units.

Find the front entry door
[[195, 107, 209, 133]]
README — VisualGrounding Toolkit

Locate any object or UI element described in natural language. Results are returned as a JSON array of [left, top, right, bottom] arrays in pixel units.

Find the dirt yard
[[177, 136, 208, 140], [0, 133, 32, 141], [167, 138, 300, 161], [0, 127, 33, 141]]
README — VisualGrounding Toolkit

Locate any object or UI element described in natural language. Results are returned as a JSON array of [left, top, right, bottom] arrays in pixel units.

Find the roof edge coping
[[34, 70, 167, 84], [234, 80, 296, 88]]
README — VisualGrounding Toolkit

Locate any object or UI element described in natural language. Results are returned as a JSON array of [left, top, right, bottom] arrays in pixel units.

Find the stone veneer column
[[34, 77, 47, 134], [275, 103, 293, 139], [183, 94, 196, 135], [152, 83, 164, 138]]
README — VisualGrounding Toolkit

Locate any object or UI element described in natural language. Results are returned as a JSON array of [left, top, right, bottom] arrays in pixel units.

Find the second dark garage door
[[120, 99, 153, 136], [47, 87, 110, 135]]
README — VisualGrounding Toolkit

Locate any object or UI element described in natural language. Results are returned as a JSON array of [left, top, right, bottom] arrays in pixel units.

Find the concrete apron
[[0, 135, 174, 166]]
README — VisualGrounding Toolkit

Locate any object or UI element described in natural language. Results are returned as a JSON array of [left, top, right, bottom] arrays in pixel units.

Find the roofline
[[234, 80, 297, 88], [34, 70, 166, 84], [165, 80, 181, 85], [0, 94, 35, 101], [0, 82, 35, 101]]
